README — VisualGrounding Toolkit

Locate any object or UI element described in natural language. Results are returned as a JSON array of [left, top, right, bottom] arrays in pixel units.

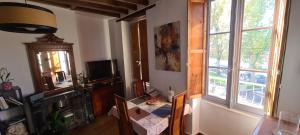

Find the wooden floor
[[69, 115, 178, 135], [69, 115, 119, 135]]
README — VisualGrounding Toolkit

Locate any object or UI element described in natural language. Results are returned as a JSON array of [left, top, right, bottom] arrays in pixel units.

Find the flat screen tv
[[86, 60, 113, 81]]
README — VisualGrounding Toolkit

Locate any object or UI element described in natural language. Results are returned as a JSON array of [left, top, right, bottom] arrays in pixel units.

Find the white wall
[[109, 20, 134, 98], [277, 0, 300, 115], [0, 0, 112, 96], [76, 12, 112, 65], [146, 0, 201, 134], [109, 20, 125, 82], [146, 0, 188, 96], [198, 100, 260, 135], [121, 21, 134, 98]]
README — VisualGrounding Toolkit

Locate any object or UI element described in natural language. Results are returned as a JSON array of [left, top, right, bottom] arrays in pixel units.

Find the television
[[86, 60, 118, 81]]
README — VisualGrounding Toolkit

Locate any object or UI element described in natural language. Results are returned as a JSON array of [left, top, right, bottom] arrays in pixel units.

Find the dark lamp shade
[[0, 2, 57, 34]]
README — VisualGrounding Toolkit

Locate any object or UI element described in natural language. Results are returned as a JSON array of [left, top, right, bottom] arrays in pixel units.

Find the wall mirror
[[25, 34, 78, 95]]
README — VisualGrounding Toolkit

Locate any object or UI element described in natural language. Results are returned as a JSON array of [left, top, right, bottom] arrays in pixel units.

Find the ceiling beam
[[75, 7, 120, 17], [29, 0, 70, 8], [63, 0, 128, 14], [34, 0, 128, 14], [116, 3, 155, 22], [75, 0, 129, 14], [113, 0, 138, 10], [117, 0, 149, 5], [81, 0, 137, 10], [29, 0, 121, 17]]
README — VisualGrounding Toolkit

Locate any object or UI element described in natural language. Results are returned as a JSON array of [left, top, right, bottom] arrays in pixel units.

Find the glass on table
[[273, 111, 300, 135]]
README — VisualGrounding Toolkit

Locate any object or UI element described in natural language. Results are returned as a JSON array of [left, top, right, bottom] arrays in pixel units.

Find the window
[[207, 0, 233, 102], [206, 0, 276, 113]]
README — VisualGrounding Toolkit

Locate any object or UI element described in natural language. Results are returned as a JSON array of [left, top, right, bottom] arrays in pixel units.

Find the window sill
[[201, 98, 264, 119]]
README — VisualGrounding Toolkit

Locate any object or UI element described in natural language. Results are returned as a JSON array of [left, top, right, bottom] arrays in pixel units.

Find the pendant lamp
[[0, 2, 57, 34]]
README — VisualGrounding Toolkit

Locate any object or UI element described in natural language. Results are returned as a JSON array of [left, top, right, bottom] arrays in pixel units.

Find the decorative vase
[[168, 86, 174, 102], [1, 82, 12, 91]]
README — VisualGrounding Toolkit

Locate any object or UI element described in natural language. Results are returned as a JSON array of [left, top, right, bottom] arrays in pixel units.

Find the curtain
[[266, 0, 291, 116], [187, 0, 207, 99]]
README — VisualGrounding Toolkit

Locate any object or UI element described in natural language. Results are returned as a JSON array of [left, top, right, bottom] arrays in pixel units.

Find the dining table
[[108, 95, 192, 135], [252, 116, 300, 135]]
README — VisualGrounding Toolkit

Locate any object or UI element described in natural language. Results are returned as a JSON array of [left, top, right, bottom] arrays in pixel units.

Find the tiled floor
[[69, 115, 119, 135]]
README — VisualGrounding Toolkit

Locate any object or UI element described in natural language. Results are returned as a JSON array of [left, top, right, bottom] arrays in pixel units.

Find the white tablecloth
[[108, 97, 192, 135]]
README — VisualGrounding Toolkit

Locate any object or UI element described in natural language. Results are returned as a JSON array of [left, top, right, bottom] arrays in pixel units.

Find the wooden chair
[[132, 80, 145, 97], [168, 91, 187, 135], [114, 94, 135, 135]]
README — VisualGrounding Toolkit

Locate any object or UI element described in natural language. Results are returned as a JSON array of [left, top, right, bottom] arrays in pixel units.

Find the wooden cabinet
[[27, 90, 87, 135], [89, 80, 124, 117], [91, 86, 114, 116]]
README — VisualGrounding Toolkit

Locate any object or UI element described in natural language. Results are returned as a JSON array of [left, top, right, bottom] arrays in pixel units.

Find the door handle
[[136, 60, 141, 65]]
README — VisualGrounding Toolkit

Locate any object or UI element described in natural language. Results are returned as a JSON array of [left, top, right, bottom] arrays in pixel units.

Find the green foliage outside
[[209, 0, 231, 67], [242, 0, 275, 70], [209, 0, 275, 71]]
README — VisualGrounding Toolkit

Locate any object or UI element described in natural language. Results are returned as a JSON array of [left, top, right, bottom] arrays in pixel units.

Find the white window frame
[[205, 0, 275, 115]]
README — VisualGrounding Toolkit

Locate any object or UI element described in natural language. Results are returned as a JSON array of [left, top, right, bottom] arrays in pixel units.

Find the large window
[[206, 0, 275, 113]]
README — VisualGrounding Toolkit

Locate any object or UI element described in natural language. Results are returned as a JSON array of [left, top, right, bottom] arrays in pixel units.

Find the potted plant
[[0, 68, 13, 90], [44, 104, 71, 135]]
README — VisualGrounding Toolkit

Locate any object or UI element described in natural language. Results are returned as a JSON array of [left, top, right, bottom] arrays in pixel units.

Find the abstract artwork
[[154, 21, 180, 72]]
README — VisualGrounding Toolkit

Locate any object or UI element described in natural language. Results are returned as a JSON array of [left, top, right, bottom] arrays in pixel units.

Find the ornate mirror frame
[[24, 34, 78, 95]]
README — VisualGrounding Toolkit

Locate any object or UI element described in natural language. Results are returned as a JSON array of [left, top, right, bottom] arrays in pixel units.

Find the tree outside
[[241, 0, 275, 71], [209, 0, 231, 69], [208, 0, 275, 108]]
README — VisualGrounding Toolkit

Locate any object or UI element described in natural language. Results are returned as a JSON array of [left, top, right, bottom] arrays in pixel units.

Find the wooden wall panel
[[187, 0, 207, 99], [130, 19, 149, 82], [139, 19, 149, 82], [130, 22, 141, 80], [92, 86, 114, 116]]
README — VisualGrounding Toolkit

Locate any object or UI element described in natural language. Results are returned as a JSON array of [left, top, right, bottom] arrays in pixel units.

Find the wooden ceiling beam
[[29, 0, 70, 8], [116, 3, 155, 22], [73, 0, 129, 14], [113, 0, 138, 10], [75, 7, 120, 17], [38, 0, 128, 14], [29, 0, 121, 17], [117, 0, 149, 5], [81, 0, 137, 10]]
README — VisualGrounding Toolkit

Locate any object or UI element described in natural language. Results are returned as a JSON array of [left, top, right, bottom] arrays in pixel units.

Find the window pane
[[240, 29, 272, 70], [208, 68, 228, 99], [238, 71, 266, 109], [210, 0, 232, 33], [243, 0, 275, 29], [209, 33, 230, 67]]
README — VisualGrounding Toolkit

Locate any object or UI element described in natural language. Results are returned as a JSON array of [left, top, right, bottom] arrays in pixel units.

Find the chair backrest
[[114, 94, 134, 135], [133, 80, 145, 97], [169, 91, 186, 135]]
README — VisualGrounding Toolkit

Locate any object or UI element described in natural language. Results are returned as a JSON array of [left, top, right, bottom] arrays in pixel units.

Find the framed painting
[[154, 21, 181, 72]]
